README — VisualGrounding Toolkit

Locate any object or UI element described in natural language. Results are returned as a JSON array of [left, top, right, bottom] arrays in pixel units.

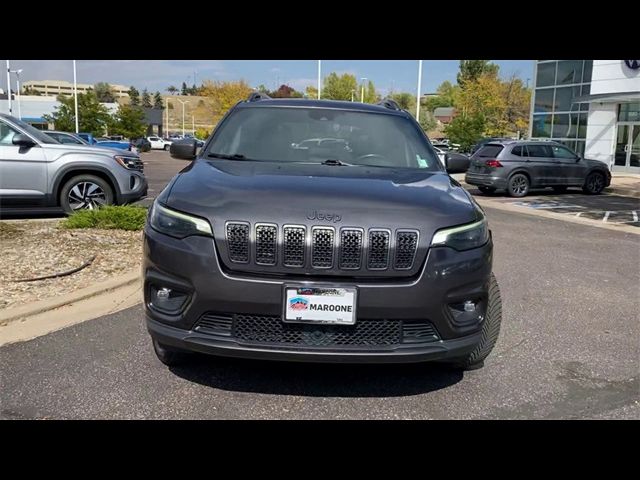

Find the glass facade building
[[530, 60, 593, 156]]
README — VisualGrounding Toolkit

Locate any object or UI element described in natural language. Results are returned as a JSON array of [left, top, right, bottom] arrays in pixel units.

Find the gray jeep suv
[[0, 113, 147, 213], [143, 95, 502, 371], [465, 140, 611, 197]]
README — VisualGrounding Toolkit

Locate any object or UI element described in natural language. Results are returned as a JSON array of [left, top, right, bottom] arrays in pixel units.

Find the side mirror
[[445, 152, 470, 174], [12, 133, 37, 148], [170, 138, 197, 160]]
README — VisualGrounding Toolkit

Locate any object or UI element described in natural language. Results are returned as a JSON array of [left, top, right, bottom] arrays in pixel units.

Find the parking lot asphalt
[[468, 188, 640, 227], [1, 204, 638, 419]]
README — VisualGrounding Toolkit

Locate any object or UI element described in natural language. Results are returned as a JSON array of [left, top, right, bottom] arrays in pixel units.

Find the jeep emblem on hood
[[307, 210, 342, 222]]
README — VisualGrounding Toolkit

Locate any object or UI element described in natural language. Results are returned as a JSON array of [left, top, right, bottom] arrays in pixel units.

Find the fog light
[[150, 285, 189, 313], [464, 300, 476, 312]]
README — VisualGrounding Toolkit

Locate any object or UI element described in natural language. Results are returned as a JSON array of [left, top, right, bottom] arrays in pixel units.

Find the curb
[[0, 270, 140, 325]]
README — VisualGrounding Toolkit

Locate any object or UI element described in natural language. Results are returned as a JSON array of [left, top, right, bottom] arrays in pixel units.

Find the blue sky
[[6, 60, 534, 95]]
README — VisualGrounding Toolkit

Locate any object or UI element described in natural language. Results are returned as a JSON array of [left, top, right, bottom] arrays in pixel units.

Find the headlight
[[431, 219, 489, 251], [148, 203, 212, 239], [114, 155, 140, 170]]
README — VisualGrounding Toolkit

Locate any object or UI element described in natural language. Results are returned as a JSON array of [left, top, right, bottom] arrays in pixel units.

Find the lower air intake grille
[[226, 222, 249, 263], [194, 314, 233, 336], [233, 315, 402, 347]]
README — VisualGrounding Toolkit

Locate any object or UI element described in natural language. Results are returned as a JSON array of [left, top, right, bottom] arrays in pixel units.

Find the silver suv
[[465, 140, 611, 197], [0, 113, 148, 213]]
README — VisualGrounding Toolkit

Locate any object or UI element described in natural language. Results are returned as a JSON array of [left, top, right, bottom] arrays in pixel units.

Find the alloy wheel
[[67, 182, 107, 211]]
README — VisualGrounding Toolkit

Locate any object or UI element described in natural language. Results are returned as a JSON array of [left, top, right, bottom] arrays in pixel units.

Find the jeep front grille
[[394, 231, 419, 269], [311, 227, 335, 268], [339, 228, 363, 270], [367, 229, 390, 270], [255, 224, 277, 265], [226, 222, 250, 263], [283, 226, 306, 267], [222, 223, 419, 273]]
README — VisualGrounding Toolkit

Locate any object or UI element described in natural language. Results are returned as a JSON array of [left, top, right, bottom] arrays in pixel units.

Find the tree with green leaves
[[389, 92, 414, 110], [153, 91, 164, 109], [181, 82, 188, 95], [128, 86, 140, 106], [305, 85, 318, 99], [110, 104, 147, 139], [445, 113, 486, 152], [141, 88, 152, 108], [167, 85, 178, 95], [457, 60, 499, 87], [256, 84, 270, 94], [93, 82, 116, 102], [322, 73, 358, 101], [43, 91, 111, 136], [363, 80, 378, 103]]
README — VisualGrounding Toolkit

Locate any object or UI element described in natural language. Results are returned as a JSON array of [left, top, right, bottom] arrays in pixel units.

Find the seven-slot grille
[[224, 223, 419, 271]]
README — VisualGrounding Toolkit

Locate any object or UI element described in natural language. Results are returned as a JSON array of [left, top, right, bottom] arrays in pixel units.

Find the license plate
[[283, 286, 357, 325]]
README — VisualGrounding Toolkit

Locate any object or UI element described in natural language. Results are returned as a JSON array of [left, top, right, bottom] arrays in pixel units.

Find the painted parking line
[[506, 200, 640, 226]]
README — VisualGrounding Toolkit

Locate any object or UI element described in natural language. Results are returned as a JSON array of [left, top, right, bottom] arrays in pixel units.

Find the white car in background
[[433, 146, 447, 166], [147, 136, 172, 151]]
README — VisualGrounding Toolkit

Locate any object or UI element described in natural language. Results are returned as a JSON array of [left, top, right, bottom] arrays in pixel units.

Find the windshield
[[9, 117, 59, 144], [206, 107, 442, 170]]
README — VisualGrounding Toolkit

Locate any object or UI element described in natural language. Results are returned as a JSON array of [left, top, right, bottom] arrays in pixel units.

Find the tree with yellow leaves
[[199, 80, 253, 118]]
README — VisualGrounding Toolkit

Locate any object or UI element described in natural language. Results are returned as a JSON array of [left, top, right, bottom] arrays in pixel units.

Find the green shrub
[[61, 205, 148, 231]]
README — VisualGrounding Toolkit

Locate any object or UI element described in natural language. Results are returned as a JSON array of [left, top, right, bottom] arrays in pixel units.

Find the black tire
[[164, 144, 169, 151], [450, 273, 502, 371], [59, 174, 114, 214], [552, 186, 568, 193], [152, 339, 190, 367], [478, 186, 497, 195], [582, 171, 605, 195], [507, 173, 530, 197]]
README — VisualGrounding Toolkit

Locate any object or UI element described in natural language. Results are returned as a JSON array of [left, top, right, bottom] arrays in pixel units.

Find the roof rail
[[376, 98, 401, 111], [247, 91, 271, 102]]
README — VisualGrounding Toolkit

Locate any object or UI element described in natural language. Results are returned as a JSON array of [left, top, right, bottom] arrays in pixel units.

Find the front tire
[[582, 172, 605, 195], [164, 144, 169, 151], [507, 173, 530, 197], [152, 339, 190, 367], [59, 174, 114, 214], [450, 274, 502, 371]]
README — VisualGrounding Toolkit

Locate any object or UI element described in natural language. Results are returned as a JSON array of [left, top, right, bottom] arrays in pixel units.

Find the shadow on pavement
[[169, 355, 463, 398]]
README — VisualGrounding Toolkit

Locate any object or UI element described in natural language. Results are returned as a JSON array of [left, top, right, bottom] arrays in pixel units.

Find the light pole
[[360, 77, 367, 103], [9, 68, 23, 119], [416, 60, 423, 120], [165, 97, 170, 138], [317, 60, 322, 99], [5, 60, 12, 115], [177, 99, 189, 136], [351, 89, 355, 102], [192, 115, 195, 136], [73, 60, 79, 133]]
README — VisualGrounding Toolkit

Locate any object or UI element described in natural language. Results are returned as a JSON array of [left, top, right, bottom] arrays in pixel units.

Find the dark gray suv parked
[[143, 95, 502, 370], [465, 140, 611, 197]]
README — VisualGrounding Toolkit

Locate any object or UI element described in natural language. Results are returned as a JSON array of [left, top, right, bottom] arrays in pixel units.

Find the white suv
[[147, 136, 172, 151]]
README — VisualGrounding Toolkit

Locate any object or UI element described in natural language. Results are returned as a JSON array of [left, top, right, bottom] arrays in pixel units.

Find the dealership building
[[530, 60, 640, 173]]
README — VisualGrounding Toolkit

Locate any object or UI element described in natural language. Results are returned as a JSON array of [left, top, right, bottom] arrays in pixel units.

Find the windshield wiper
[[207, 152, 249, 161], [321, 159, 352, 166]]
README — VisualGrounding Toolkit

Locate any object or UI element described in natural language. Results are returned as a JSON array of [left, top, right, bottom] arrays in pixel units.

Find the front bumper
[[465, 172, 508, 189], [118, 173, 148, 204], [143, 226, 493, 363]]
